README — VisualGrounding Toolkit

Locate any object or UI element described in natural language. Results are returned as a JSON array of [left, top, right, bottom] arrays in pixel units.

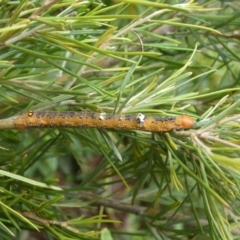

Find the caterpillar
[[14, 111, 195, 132]]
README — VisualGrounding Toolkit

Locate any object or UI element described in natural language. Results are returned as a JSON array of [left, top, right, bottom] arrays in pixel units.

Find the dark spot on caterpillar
[[167, 117, 175, 121], [90, 112, 96, 119], [59, 112, 66, 118], [46, 112, 57, 119], [154, 117, 175, 122], [86, 112, 95, 119], [125, 115, 132, 121], [106, 114, 112, 120], [36, 112, 42, 118], [69, 111, 75, 117]]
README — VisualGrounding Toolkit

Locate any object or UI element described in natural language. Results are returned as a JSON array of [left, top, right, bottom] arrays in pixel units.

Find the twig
[[30, 0, 60, 18], [218, 114, 240, 125], [72, 9, 179, 86], [4, 25, 44, 46], [110, 9, 170, 40], [192, 135, 212, 155], [200, 133, 240, 149], [22, 212, 80, 234], [0, 117, 16, 129], [79, 192, 147, 216]]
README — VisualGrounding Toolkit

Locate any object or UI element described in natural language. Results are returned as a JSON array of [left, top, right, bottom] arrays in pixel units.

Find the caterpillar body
[[14, 111, 195, 132]]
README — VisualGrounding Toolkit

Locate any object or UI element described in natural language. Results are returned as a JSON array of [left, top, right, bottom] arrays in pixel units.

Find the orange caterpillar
[[14, 111, 195, 132]]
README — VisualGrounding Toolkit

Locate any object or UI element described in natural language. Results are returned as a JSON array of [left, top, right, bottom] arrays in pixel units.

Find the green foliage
[[0, 0, 240, 239]]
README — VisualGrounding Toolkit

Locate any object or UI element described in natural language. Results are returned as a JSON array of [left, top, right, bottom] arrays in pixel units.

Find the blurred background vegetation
[[0, 0, 240, 239]]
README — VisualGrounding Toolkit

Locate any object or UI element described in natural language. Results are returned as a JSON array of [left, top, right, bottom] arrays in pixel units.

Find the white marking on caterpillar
[[119, 115, 123, 121], [99, 113, 106, 120], [136, 113, 145, 124], [28, 110, 33, 117]]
